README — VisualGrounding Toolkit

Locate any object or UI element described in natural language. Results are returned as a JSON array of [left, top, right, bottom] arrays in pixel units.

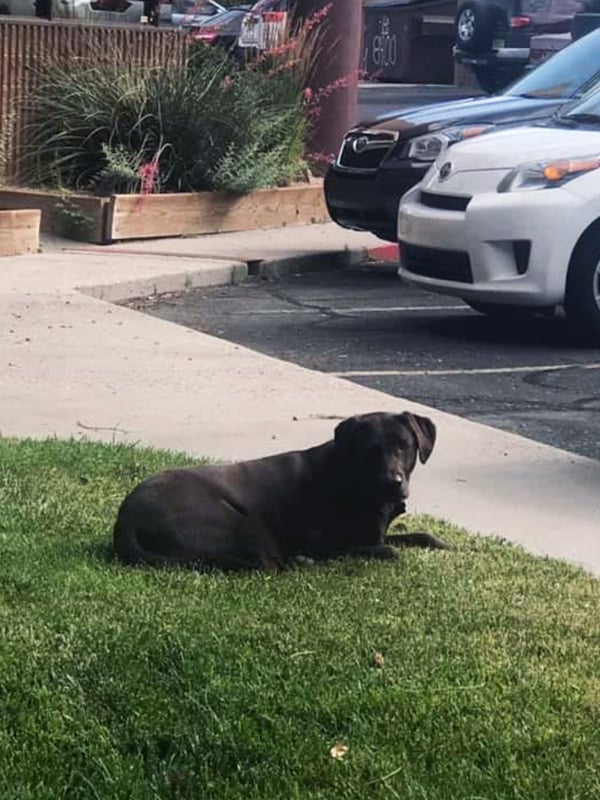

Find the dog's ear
[[401, 412, 436, 464], [334, 416, 360, 449]]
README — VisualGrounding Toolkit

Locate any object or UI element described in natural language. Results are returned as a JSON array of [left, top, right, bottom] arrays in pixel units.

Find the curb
[[81, 260, 248, 304], [250, 246, 369, 280], [81, 246, 371, 304], [366, 243, 399, 263]]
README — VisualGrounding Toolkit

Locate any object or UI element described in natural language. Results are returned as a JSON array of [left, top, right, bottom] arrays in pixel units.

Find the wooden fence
[[0, 17, 189, 182]]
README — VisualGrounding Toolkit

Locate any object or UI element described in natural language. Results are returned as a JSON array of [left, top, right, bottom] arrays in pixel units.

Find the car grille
[[336, 132, 398, 172], [419, 190, 471, 212], [401, 243, 473, 283]]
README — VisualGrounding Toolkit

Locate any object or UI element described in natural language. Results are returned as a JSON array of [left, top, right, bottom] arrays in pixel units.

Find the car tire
[[455, 0, 496, 51], [564, 227, 600, 341]]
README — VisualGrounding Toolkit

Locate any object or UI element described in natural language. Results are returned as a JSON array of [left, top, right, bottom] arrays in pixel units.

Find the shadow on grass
[[83, 539, 115, 565]]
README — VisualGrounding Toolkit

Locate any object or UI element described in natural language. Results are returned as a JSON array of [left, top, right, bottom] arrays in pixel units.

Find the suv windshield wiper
[[518, 91, 567, 99], [557, 112, 600, 125]]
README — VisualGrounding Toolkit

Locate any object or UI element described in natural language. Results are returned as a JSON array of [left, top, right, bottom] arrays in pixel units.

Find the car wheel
[[454, 0, 496, 51], [564, 228, 600, 340]]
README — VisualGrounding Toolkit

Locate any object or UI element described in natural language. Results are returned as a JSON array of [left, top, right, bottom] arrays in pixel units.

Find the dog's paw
[[386, 531, 452, 551], [290, 554, 316, 567], [411, 531, 452, 550]]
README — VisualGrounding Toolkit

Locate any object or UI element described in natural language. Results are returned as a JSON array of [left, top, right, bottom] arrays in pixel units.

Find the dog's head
[[333, 411, 436, 506]]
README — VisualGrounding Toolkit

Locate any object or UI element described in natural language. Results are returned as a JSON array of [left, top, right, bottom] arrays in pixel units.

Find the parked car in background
[[528, 31, 571, 65], [189, 4, 249, 52], [397, 83, 600, 339], [526, 9, 600, 66], [170, 0, 224, 27], [571, 3, 600, 37], [238, 0, 287, 50], [325, 28, 600, 242], [5, 0, 223, 23], [454, 0, 584, 92]]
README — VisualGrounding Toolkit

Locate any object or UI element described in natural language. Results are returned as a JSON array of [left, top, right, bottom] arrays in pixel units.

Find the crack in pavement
[[265, 287, 353, 320]]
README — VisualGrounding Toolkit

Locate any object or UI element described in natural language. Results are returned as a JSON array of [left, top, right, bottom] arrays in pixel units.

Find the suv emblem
[[439, 162, 452, 180], [352, 136, 369, 154]]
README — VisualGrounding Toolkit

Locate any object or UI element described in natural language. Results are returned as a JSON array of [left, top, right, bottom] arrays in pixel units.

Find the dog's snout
[[384, 471, 407, 499]]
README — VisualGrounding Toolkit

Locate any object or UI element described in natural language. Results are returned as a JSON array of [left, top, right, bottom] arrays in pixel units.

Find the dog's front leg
[[343, 544, 399, 560], [331, 514, 398, 560]]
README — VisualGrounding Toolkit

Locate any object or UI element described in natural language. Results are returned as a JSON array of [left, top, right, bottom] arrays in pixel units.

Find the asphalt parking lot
[[136, 264, 600, 462]]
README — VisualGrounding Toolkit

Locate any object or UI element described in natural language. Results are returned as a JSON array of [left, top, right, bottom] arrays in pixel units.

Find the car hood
[[434, 125, 600, 171], [359, 95, 563, 138]]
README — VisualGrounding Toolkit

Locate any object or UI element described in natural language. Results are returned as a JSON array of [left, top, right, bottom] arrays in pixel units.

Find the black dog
[[113, 411, 448, 571]]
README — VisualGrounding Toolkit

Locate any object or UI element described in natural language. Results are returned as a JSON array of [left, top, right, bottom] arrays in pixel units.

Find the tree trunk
[[291, 0, 362, 166]]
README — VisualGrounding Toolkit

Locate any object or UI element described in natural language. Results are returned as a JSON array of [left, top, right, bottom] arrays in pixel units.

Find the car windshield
[[505, 29, 600, 100], [556, 86, 600, 124]]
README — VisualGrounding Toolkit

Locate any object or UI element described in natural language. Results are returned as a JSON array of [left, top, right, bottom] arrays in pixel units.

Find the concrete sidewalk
[[2, 223, 599, 576]]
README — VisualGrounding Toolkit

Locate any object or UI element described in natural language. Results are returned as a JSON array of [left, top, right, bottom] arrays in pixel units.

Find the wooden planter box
[[0, 208, 41, 256], [0, 183, 329, 245]]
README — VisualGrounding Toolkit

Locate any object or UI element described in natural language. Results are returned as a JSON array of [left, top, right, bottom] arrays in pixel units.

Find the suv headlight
[[407, 125, 494, 161], [497, 155, 600, 192]]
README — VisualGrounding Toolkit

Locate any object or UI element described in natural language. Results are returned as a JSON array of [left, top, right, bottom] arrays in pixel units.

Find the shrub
[[21, 44, 308, 195]]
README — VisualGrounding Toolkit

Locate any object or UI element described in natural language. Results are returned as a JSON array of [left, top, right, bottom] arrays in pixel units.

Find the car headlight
[[407, 125, 494, 162], [497, 155, 600, 192]]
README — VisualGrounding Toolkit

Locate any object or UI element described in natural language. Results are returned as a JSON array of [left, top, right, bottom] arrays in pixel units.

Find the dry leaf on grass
[[373, 651, 385, 669], [330, 743, 349, 760]]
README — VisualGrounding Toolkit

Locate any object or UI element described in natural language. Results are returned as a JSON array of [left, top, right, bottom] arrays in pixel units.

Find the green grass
[[0, 437, 598, 800]]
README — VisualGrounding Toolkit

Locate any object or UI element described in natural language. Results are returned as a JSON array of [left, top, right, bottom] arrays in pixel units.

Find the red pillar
[[291, 0, 362, 162]]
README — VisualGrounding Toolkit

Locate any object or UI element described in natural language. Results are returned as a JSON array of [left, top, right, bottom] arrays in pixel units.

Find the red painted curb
[[367, 243, 400, 262]]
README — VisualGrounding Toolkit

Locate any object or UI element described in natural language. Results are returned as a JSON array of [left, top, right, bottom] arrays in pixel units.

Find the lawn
[[0, 437, 598, 800]]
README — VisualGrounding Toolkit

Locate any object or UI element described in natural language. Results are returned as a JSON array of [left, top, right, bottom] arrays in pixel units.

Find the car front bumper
[[324, 161, 430, 242], [397, 180, 589, 307], [454, 45, 530, 68]]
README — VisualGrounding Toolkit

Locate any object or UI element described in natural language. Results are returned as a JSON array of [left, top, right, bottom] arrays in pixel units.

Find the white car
[[398, 85, 600, 339], [4, 0, 223, 25], [170, 0, 224, 28]]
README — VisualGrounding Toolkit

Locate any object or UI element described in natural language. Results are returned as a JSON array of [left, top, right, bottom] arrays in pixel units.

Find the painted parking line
[[231, 309, 314, 314], [230, 305, 467, 315], [332, 363, 600, 378], [338, 305, 467, 313]]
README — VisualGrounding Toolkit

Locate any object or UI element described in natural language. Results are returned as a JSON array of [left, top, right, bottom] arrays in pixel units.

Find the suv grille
[[336, 132, 398, 172], [419, 190, 471, 212], [401, 243, 473, 283]]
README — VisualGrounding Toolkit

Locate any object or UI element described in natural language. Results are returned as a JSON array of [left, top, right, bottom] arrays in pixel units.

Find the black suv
[[325, 29, 600, 242], [454, 0, 584, 91]]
